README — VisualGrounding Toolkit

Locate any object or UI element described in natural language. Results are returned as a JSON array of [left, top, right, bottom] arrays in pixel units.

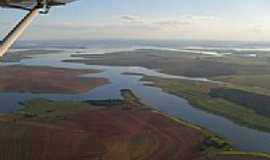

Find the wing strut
[[0, 6, 40, 57]]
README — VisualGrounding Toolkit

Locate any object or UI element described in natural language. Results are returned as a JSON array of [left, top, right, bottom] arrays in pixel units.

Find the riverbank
[[0, 89, 268, 160]]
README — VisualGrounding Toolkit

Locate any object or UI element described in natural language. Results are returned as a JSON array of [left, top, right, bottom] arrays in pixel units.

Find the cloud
[[184, 15, 219, 21], [20, 14, 270, 41], [120, 15, 220, 27], [160, 15, 219, 25], [23, 15, 221, 40], [155, 20, 191, 26], [121, 15, 139, 21], [120, 15, 144, 24], [252, 25, 266, 34], [33, 15, 220, 31]]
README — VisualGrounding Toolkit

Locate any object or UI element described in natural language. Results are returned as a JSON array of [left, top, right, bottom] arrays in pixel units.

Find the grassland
[[0, 90, 268, 160], [139, 75, 270, 133]]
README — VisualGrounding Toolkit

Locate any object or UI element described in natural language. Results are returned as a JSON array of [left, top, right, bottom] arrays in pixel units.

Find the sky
[[1, 0, 270, 41]]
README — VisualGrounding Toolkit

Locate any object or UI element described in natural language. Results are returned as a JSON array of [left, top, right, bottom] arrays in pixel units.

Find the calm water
[[1, 50, 270, 153]]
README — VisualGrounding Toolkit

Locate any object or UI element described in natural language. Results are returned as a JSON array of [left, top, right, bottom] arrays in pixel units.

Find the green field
[[141, 75, 270, 133]]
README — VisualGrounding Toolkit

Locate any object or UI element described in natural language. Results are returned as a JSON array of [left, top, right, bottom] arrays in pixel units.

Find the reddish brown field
[[0, 65, 108, 93], [0, 101, 267, 160], [0, 107, 203, 160]]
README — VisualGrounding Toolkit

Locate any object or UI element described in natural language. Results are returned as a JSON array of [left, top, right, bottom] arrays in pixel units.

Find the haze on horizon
[[0, 0, 270, 42]]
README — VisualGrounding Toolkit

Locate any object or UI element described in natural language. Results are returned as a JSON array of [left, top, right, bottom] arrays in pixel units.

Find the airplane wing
[[0, 0, 76, 11], [0, 0, 77, 56]]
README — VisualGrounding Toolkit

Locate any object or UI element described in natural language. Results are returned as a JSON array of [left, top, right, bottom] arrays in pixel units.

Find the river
[[0, 50, 270, 153]]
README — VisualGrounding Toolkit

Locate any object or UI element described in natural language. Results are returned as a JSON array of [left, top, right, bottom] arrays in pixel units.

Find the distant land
[[1, 49, 63, 62], [64, 49, 270, 78]]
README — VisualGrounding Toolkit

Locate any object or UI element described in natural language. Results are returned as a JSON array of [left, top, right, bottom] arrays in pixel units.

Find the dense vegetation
[[209, 88, 270, 118]]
